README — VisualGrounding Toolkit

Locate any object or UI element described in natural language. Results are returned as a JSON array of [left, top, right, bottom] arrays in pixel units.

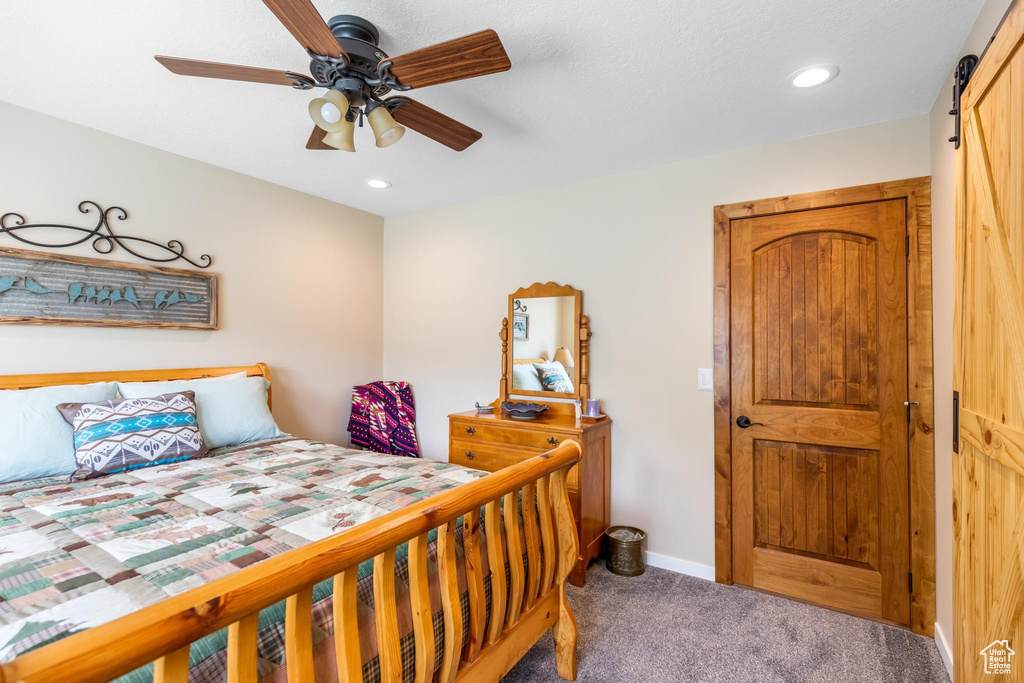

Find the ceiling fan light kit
[[155, 0, 512, 156], [366, 103, 405, 148]]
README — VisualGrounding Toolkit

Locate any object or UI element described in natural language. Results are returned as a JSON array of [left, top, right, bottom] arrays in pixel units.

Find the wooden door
[[729, 201, 912, 624], [954, 4, 1024, 681]]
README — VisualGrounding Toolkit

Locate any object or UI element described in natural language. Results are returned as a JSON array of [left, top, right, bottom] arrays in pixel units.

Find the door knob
[[736, 415, 764, 429]]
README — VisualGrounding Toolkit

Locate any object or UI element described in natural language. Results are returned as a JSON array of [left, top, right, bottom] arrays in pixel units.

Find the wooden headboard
[[0, 363, 273, 410], [513, 357, 548, 364]]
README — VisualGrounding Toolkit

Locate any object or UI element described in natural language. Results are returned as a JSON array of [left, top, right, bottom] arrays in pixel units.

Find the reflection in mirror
[[511, 296, 576, 393]]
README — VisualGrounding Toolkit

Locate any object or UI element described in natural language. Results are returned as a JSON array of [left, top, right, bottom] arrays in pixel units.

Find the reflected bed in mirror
[[504, 283, 583, 400]]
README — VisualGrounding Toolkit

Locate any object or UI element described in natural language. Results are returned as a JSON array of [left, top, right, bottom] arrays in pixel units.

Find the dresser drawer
[[449, 438, 579, 493], [450, 438, 539, 472], [451, 420, 572, 450]]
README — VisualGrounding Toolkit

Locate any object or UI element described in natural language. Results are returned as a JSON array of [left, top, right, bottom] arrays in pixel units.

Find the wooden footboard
[[0, 441, 583, 683]]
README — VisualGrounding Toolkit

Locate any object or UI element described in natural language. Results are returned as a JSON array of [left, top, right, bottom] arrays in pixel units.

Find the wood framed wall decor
[[712, 177, 935, 636], [513, 312, 530, 340], [0, 247, 218, 330]]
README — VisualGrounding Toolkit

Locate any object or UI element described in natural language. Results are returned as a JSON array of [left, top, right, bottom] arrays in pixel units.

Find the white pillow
[[118, 374, 284, 448], [0, 381, 118, 482], [512, 363, 545, 391]]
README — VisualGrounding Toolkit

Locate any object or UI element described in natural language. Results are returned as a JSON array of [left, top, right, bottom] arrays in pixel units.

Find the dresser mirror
[[500, 282, 590, 402]]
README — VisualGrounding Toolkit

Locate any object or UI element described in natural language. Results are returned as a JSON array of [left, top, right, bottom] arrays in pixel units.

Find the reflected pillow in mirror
[[512, 363, 545, 391], [534, 362, 574, 393]]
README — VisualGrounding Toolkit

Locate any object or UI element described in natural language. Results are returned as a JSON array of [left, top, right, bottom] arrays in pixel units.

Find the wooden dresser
[[449, 407, 611, 586]]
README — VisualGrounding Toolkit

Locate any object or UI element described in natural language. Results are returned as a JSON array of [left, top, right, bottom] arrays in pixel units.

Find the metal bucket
[[605, 525, 647, 576]]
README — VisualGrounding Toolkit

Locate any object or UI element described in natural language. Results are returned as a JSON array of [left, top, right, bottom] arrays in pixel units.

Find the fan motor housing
[[316, 14, 390, 96], [329, 15, 379, 44]]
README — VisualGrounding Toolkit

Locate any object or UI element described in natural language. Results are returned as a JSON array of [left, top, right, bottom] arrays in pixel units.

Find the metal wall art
[[1, 200, 212, 268], [0, 247, 218, 330]]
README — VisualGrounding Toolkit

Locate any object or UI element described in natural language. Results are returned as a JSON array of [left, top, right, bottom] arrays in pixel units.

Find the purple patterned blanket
[[347, 381, 419, 457]]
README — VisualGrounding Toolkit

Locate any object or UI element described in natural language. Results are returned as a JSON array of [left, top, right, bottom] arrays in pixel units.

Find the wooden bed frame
[[0, 364, 581, 683]]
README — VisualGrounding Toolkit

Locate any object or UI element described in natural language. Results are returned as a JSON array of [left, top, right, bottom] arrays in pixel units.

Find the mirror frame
[[500, 282, 588, 402]]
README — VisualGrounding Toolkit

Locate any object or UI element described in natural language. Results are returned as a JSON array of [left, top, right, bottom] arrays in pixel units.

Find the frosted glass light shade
[[309, 90, 351, 133], [322, 123, 355, 152], [367, 106, 405, 148]]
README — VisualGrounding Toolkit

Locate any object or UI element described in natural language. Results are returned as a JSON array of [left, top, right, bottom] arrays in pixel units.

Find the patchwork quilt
[[0, 438, 512, 682]]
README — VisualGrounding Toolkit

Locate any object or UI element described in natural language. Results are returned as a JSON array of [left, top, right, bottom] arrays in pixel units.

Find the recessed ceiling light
[[366, 179, 391, 189], [789, 64, 839, 88]]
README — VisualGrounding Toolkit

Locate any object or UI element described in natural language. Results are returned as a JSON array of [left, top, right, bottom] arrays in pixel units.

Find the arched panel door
[[730, 201, 911, 624]]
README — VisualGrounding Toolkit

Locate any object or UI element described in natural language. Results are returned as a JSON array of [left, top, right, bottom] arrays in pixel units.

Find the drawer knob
[[547, 436, 560, 446], [465, 427, 476, 436], [465, 450, 476, 460]]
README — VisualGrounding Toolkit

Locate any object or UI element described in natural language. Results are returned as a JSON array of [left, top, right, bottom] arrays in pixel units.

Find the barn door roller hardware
[[948, 55, 978, 148], [948, 0, 1020, 147]]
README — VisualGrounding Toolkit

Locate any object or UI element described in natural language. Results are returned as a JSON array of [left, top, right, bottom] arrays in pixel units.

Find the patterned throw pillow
[[534, 362, 574, 393], [57, 391, 208, 481]]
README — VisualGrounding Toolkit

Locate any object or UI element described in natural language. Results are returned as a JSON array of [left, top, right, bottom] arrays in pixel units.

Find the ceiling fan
[[155, 0, 511, 153]]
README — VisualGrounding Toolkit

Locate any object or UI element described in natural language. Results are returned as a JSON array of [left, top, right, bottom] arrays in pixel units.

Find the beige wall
[[928, 0, 1011, 666], [384, 115, 930, 571], [0, 101, 385, 445]]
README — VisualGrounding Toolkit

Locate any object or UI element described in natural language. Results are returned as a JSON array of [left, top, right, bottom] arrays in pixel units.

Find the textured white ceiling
[[0, 0, 986, 216]]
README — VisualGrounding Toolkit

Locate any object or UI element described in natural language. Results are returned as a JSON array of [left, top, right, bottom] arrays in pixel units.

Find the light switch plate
[[698, 368, 713, 391]]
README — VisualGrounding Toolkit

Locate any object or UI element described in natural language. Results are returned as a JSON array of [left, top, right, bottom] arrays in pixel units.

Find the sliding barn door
[[954, 4, 1024, 681], [729, 201, 912, 624]]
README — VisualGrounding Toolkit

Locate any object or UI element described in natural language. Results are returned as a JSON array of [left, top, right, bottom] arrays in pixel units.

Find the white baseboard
[[645, 551, 715, 581], [935, 621, 954, 680]]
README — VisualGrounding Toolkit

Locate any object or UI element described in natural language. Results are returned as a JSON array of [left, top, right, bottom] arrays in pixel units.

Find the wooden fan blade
[[383, 29, 511, 90], [155, 56, 302, 86], [263, 0, 347, 59], [389, 99, 482, 151], [306, 126, 337, 150]]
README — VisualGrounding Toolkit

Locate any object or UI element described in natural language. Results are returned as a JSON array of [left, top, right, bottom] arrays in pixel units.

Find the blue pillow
[[0, 381, 118, 482], [117, 375, 284, 448]]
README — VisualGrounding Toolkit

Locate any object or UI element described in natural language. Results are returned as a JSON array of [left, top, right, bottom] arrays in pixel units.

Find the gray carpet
[[502, 565, 949, 682]]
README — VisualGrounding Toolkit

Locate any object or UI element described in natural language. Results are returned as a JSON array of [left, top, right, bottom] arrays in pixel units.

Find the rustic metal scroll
[[0, 201, 212, 268]]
